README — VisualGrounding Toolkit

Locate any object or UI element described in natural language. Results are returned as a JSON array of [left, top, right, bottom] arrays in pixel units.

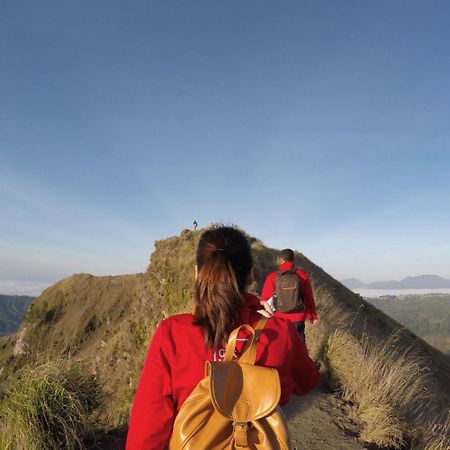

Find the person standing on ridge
[[260, 248, 317, 342]]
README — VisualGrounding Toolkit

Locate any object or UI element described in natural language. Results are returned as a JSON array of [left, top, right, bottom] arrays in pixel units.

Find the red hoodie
[[261, 261, 318, 323], [126, 292, 320, 449]]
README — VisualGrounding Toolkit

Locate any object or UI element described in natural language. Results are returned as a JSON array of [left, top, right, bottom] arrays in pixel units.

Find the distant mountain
[[341, 274, 450, 290], [0, 294, 34, 335]]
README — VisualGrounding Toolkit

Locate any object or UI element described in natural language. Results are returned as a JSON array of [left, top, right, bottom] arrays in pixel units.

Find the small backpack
[[169, 318, 292, 449], [274, 268, 304, 313]]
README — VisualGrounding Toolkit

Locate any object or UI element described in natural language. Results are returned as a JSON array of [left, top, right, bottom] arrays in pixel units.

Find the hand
[[310, 318, 317, 326], [258, 301, 274, 318]]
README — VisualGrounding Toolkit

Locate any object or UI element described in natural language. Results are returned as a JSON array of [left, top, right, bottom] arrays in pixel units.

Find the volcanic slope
[[1, 228, 449, 449]]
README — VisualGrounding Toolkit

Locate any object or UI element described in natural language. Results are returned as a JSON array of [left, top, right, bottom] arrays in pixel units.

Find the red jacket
[[261, 262, 318, 323], [126, 292, 320, 449]]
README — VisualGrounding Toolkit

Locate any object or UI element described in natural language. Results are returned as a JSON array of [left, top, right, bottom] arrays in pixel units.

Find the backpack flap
[[208, 360, 281, 422]]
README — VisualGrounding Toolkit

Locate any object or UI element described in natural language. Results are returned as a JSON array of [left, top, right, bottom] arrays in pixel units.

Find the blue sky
[[1, 1, 450, 295]]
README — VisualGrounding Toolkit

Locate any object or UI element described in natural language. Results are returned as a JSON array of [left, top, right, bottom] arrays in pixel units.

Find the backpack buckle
[[234, 421, 249, 447]]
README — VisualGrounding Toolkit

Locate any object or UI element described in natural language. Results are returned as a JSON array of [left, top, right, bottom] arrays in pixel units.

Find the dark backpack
[[274, 268, 304, 313]]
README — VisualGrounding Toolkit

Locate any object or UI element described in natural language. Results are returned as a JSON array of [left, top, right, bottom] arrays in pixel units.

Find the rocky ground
[[285, 381, 369, 450]]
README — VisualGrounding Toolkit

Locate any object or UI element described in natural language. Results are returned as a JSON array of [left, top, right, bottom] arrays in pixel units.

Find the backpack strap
[[240, 318, 268, 365], [223, 318, 268, 365], [223, 324, 254, 362]]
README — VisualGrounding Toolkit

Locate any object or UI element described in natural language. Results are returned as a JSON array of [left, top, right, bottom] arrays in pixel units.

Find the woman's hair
[[193, 226, 253, 348]]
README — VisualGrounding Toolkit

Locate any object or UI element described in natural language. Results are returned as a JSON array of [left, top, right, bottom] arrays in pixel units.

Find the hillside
[[0, 294, 34, 336], [366, 294, 450, 355], [0, 272, 151, 429], [1, 228, 449, 449]]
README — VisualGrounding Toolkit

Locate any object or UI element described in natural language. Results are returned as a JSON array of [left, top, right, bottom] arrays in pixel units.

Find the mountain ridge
[[1, 228, 449, 449]]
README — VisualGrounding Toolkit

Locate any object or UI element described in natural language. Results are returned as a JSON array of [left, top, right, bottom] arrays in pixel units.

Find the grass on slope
[[0, 359, 102, 450], [422, 412, 450, 450], [325, 329, 430, 448], [0, 272, 156, 433]]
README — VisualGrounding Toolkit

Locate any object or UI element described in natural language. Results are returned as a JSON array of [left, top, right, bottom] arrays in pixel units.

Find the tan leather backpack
[[169, 318, 292, 449]]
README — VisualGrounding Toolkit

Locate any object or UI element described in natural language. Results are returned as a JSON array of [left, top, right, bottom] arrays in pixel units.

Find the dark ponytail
[[193, 226, 253, 348]]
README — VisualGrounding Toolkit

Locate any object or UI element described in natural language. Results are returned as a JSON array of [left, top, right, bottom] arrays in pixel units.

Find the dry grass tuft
[[0, 359, 103, 450], [325, 329, 431, 448], [423, 412, 450, 450]]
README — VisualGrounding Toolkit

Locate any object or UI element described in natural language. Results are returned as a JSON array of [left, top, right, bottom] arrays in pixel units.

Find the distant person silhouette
[[126, 227, 319, 449], [261, 248, 317, 342]]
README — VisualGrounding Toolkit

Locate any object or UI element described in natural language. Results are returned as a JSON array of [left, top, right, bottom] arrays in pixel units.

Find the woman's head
[[193, 226, 253, 348]]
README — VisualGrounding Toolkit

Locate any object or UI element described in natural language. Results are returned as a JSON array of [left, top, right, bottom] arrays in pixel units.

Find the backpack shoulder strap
[[279, 266, 297, 274], [294, 268, 305, 298], [223, 324, 254, 362], [223, 318, 268, 364], [239, 317, 268, 365], [254, 317, 269, 331]]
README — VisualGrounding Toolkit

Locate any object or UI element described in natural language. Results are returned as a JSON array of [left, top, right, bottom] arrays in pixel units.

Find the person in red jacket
[[260, 248, 317, 342], [126, 227, 320, 450]]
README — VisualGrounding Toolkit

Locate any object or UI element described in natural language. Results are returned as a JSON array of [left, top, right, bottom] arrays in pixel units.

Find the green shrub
[[23, 300, 48, 324], [0, 359, 103, 450]]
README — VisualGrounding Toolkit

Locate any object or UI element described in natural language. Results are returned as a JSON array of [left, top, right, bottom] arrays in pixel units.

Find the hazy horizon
[[2, 259, 450, 297]]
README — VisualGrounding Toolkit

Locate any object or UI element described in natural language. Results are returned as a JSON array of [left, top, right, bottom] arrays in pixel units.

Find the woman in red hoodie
[[126, 226, 320, 449]]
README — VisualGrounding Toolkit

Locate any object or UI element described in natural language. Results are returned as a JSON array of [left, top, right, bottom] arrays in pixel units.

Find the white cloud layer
[[0, 279, 51, 296]]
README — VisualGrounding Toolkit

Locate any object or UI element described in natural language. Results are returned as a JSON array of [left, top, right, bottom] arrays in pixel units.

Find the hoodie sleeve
[[261, 271, 276, 302], [286, 320, 320, 395], [299, 271, 318, 322], [126, 320, 175, 450]]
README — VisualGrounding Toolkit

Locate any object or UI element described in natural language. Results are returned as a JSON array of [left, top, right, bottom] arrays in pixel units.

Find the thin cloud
[[0, 279, 50, 297]]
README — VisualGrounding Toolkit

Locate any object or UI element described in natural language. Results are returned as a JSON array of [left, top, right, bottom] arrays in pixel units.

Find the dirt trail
[[98, 382, 368, 449], [285, 382, 367, 450]]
